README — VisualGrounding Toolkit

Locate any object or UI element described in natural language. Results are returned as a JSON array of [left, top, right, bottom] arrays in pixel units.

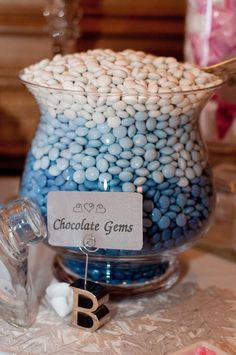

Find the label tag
[[47, 191, 143, 250]]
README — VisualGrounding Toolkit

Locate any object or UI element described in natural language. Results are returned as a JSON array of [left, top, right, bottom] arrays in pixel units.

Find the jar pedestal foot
[[52, 253, 180, 295]]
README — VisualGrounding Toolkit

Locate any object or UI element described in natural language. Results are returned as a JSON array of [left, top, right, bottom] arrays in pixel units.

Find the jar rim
[[19, 70, 227, 96]]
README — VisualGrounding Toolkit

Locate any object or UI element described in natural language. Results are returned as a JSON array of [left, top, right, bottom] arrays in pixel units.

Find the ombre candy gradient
[[20, 49, 220, 286]]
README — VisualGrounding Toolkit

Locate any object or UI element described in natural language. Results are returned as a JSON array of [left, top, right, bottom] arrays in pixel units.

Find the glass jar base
[[53, 253, 180, 295]]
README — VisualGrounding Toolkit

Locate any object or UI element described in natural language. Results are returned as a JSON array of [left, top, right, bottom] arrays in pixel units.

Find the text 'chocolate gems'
[[70, 279, 110, 331]]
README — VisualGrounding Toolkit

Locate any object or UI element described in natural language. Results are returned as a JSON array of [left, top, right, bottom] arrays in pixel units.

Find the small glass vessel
[[19, 69, 225, 293], [0, 198, 47, 327]]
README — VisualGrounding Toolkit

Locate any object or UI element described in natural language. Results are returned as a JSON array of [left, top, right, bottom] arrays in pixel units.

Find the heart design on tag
[[84, 203, 95, 213], [96, 203, 106, 214], [73, 203, 83, 213]]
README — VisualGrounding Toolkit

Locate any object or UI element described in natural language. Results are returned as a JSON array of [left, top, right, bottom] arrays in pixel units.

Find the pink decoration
[[185, 0, 236, 66], [195, 346, 216, 355]]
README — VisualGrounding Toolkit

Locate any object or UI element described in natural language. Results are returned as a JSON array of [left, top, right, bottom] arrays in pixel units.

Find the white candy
[[46, 282, 73, 318]]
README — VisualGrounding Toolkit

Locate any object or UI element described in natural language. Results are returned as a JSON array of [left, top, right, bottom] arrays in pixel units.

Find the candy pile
[[20, 49, 221, 284]]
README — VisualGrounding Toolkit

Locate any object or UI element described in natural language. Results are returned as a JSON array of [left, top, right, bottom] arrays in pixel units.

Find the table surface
[[0, 177, 236, 355]]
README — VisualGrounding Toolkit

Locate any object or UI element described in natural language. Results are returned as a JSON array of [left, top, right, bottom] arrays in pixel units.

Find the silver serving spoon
[[203, 56, 236, 78]]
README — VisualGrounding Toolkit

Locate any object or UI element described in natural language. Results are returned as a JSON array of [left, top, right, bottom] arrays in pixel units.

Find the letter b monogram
[[70, 279, 110, 331]]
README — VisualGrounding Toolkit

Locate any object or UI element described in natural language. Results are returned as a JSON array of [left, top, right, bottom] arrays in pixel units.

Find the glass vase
[[19, 77, 224, 293]]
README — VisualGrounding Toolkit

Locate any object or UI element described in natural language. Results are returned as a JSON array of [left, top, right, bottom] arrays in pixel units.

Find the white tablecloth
[[0, 177, 236, 355]]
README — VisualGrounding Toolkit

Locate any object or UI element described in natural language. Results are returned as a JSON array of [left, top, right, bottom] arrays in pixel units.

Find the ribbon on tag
[[216, 101, 236, 139]]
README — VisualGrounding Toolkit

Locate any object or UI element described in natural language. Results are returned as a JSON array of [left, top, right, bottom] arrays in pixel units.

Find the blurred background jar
[[185, 0, 236, 166], [205, 164, 236, 250]]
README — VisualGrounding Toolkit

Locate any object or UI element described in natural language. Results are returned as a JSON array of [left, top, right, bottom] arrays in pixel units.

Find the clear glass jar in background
[[0, 198, 47, 328], [43, 0, 82, 55], [202, 164, 236, 250], [185, 0, 236, 166]]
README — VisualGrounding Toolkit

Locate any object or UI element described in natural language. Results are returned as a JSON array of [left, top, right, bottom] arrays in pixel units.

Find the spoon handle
[[203, 57, 236, 77]]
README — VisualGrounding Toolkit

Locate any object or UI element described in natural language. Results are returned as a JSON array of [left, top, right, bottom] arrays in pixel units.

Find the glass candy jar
[[19, 51, 225, 293]]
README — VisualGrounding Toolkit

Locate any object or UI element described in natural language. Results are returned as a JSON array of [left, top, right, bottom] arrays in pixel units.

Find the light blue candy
[[103, 154, 116, 163], [162, 164, 176, 179], [51, 119, 61, 128], [99, 173, 112, 182], [169, 116, 180, 128], [160, 147, 174, 155], [128, 125, 136, 138], [87, 139, 102, 148], [55, 174, 65, 186], [156, 139, 167, 149], [180, 132, 189, 144], [60, 136, 71, 144], [60, 149, 72, 160], [120, 151, 133, 159], [147, 134, 158, 143], [135, 111, 148, 121], [146, 118, 156, 131], [54, 142, 66, 150], [54, 128, 65, 137], [101, 133, 115, 145], [75, 136, 88, 145], [99, 145, 108, 153], [121, 117, 134, 126], [63, 181, 77, 191], [97, 123, 111, 134], [112, 126, 127, 139], [133, 134, 147, 147], [119, 137, 133, 150], [122, 182, 135, 192], [108, 144, 122, 156], [147, 161, 160, 171], [76, 127, 88, 137], [119, 171, 133, 182], [69, 120, 78, 130], [134, 177, 146, 185], [57, 158, 69, 171], [73, 153, 85, 163], [135, 168, 149, 177], [82, 156, 96, 168], [96, 158, 109, 172], [108, 166, 121, 175], [49, 165, 61, 176], [156, 121, 168, 129], [73, 170, 85, 184], [159, 156, 172, 164], [48, 135, 58, 144], [165, 127, 175, 135], [66, 132, 76, 140], [144, 149, 157, 162], [152, 171, 164, 183], [63, 167, 75, 180], [135, 121, 146, 132], [85, 167, 99, 181], [41, 156, 50, 169], [75, 117, 86, 126], [87, 128, 101, 140], [132, 147, 145, 156], [155, 130, 167, 139], [130, 156, 143, 170], [84, 147, 99, 156], [69, 143, 83, 154], [167, 136, 177, 146]]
